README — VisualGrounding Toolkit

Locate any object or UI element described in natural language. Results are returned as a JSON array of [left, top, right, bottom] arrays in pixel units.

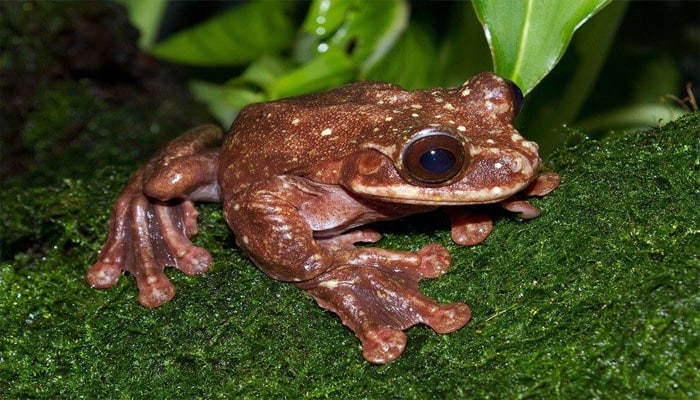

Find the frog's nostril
[[402, 129, 467, 184], [509, 157, 523, 173]]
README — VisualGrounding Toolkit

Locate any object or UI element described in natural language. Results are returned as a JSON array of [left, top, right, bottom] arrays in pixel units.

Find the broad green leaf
[[190, 51, 355, 126], [299, 0, 409, 73], [432, 1, 492, 88], [190, 56, 292, 125], [228, 54, 295, 94], [189, 80, 239, 126], [118, 0, 167, 49], [364, 22, 437, 89], [473, 0, 611, 95], [366, 1, 491, 90], [520, 1, 627, 149], [273, 49, 356, 98], [150, 1, 297, 66]]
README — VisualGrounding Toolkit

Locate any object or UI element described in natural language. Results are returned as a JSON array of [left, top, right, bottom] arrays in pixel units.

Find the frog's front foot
[[88, 125, 222, 307], [298, 243, 471, 364], [501, 172, 561, 219], [87, 182, 212, 307]]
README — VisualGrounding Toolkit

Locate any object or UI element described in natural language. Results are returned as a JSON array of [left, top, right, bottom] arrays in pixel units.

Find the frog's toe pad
[[176, 246, 212, 275], [87, 261, 122, 289], [362, 327, 407, 364], [136, 273, 176, 308], [427, 302, 472, 333], [91, 189, 210, 307], [416, 244, 451, 278]]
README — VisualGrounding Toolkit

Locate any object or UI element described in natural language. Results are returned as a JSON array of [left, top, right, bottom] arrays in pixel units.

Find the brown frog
[[87, 72, 560, 364]]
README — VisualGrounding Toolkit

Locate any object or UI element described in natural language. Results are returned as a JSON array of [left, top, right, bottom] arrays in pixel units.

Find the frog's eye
[[504, 79, 524, 115], [402, 130, 466, 184]]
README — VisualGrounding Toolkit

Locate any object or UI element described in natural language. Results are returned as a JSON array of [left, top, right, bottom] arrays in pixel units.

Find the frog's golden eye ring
[[504, 78, 524, 116], [402, 129, 466, 185]]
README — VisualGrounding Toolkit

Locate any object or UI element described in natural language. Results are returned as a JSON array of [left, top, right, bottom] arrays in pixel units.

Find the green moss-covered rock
[[1, 113, 697, 398]]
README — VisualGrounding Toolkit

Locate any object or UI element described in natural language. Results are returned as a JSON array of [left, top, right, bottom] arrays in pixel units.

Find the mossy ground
[[1, 113, 698, 398]]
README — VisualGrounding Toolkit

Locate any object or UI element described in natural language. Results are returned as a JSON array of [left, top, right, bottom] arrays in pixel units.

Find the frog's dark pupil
[[419, 148, 456, 174]]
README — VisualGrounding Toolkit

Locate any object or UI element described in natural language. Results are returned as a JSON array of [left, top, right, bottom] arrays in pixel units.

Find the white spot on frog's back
[[292, 118, 301, 126], [321, 128, 333, 136]]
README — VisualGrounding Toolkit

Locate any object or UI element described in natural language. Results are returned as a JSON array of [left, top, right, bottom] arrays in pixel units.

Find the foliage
[[472, 0, 611, 95], [117, 0, 689, 150]]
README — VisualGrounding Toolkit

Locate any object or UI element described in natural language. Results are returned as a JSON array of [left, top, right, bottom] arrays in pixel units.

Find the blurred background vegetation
[[121, 0, 697, 149]]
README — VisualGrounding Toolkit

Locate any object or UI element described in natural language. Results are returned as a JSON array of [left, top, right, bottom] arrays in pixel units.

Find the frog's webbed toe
[[298, 244, 470, 364], [447, 208, 494, 246], [88, 176, 213, 307], [88, 125, 222, 308], [500, 172, 561, 219]]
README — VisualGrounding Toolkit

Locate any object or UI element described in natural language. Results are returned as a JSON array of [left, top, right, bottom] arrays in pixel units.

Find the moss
[[0, 1, 213, 185], [1, 113, 698, 398]]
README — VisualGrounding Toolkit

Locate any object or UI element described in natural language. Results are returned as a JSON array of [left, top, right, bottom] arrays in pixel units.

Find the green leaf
[[117, 0, 168, 49], [189, 52, 356, 126], [364, 22, 437, 89], [519, 1, 628, 150], [473, 0, 611, 94], [150, 1, 297, 66], [300, 0, 409, 73], [228, 54, 296, 94], [189, 80, 239, 127], [432, 1, 492, 88], [189, 56, 293, 126], [366, 1, 491, 90], [272, 48, 356, 99]]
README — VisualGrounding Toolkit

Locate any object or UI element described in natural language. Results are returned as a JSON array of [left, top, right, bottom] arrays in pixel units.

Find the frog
[[87, 72, 560, 364]]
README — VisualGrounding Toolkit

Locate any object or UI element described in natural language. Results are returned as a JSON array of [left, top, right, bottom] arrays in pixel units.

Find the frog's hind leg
[[87, 125, 222, 308]]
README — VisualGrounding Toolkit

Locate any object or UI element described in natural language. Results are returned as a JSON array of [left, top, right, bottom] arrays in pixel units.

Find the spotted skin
[[88, 72, 560, 364]]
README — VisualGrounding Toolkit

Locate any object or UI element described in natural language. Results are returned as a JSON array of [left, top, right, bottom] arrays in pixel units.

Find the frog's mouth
[[346, 179, 534, 206], [341, 146, 540, 206]]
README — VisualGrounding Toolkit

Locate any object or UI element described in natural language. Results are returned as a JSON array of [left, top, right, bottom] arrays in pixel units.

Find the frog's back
[[218, 81, 413, 195]]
